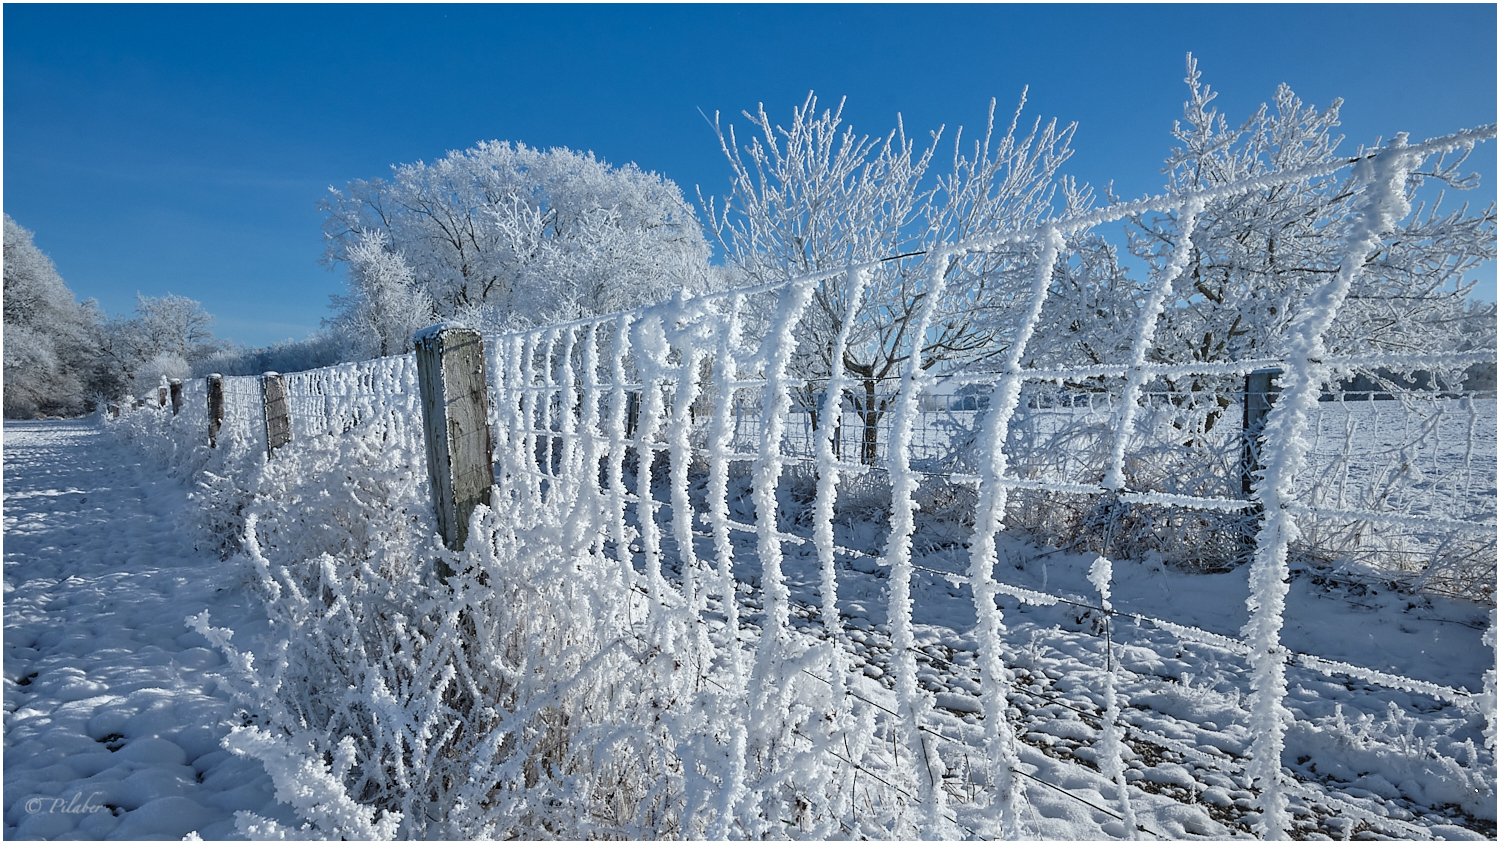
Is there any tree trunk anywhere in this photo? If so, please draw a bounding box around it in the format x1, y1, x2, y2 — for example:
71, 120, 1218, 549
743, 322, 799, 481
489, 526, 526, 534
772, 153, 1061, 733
859, 377, 884, 464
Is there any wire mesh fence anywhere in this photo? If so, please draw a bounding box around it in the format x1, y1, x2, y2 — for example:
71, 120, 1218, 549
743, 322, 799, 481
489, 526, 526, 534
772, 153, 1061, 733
109, 125, 1498, 839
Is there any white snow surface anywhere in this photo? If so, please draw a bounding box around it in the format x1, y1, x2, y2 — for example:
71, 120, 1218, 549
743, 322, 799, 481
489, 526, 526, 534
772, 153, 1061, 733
3, 419, 295, 840
6, 402, 1495, 839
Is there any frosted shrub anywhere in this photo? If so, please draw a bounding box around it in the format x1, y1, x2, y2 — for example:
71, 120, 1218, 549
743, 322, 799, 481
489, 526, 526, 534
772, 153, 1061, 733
1087, 396, 1247, 571
938, 386, 1252, 570
189, 427, 679, 838
188, 389, 908, 838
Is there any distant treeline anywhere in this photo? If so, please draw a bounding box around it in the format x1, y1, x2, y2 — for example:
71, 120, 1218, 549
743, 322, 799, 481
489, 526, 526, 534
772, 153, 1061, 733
1331, 362, 1497, 399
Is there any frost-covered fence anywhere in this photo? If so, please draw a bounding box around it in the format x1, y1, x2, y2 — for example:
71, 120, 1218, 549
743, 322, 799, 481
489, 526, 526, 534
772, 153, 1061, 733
281, 354, 423, 448
467, 128, 1495, 839
107, 126, 1496, 839
173, 343, 1496, 601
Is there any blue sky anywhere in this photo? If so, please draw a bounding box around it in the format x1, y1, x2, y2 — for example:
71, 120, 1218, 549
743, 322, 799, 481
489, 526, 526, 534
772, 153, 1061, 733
5, 3, 1496, 349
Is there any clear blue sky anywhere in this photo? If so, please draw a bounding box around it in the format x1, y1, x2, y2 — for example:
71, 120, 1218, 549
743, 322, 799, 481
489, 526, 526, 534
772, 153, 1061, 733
5, 3, 1496, 349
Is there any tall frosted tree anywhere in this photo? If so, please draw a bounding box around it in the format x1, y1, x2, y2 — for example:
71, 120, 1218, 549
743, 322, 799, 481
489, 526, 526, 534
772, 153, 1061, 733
319, 141, 715, 335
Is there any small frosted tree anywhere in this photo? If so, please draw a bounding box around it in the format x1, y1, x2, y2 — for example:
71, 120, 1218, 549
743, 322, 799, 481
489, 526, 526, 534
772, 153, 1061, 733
135, 352, 192, 395
100, 293, 224, 395
1119, 56, 1496, 433
325, 230, 435, 358
705, 93, 1087, 460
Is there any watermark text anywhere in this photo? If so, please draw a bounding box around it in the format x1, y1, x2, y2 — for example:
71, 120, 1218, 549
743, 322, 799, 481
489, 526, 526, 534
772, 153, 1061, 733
24, 793, 108, 815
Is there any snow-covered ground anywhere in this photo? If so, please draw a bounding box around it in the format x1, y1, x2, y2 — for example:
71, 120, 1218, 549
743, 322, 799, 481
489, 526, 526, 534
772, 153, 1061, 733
4, 416, 1494, 839
3, 420, 296, 839
691, 467, 1497, 838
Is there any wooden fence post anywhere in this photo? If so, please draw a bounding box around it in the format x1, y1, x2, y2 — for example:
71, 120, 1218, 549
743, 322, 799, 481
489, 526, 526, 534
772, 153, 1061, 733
415, 325, 494, 561
625, 390, 641, 440
207, 374, 224, 448
157, 384, 169, 409
261, 372, 292, 458
169, 379, 184, 416
1241, 368, 1281, 497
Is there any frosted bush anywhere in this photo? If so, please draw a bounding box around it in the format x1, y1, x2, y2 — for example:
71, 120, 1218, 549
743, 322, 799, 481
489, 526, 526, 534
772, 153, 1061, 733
936, 386, 1251, 571
187, 425, 707, 838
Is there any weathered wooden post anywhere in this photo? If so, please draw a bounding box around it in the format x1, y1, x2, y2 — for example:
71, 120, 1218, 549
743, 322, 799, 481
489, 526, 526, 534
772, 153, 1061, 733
624, 390, 641, 440
157, 384, 169, 409
169, 379, 184, 416
1241, 368, 1281, 496
207, 374, 225, 448
415, 324, 494, 563
261, 372, 292, 458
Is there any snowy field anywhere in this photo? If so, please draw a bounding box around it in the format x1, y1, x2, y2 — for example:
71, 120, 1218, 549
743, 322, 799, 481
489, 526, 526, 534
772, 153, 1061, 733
1298, 396, 1497, 521
5, 412, 1495, 839
777, 394, 1497, 521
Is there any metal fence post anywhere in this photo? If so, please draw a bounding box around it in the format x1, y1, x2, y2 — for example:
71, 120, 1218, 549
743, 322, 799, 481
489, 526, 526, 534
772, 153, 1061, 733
415, 325, 494, 562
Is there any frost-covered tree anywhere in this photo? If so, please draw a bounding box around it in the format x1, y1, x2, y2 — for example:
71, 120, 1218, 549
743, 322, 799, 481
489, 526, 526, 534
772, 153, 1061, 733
319, 142, 714, 333
3, 214, 117, 417
134, 351, 192, 393
705, 93, 1086, 460
101, 293, 224, 395
194, 334, 348, 378
1016, 227, 1142, 375
133, 293, 218, 359
1119, 56, 1496, 417
324, 229, 435, 358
